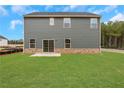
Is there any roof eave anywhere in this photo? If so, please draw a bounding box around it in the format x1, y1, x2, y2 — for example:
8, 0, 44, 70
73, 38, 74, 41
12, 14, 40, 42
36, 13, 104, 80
24, 15, 100, 18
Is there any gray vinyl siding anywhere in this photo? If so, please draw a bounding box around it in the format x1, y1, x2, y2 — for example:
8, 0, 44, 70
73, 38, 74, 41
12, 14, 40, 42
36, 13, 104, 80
24, 17, 100, 49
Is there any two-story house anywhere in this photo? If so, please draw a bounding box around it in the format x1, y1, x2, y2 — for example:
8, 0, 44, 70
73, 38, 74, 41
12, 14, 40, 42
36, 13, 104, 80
24, 12, 101, 54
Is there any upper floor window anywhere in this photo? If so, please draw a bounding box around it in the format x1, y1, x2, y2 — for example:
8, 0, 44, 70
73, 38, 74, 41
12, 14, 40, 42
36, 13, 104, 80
29, 39, 36, 48
49, 18, 54, 26
90, 18, 98, 29
63, 18, 71, 28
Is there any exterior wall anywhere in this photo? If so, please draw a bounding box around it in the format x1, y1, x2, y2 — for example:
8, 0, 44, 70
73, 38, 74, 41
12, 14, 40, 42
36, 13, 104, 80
0, 38, 8, 46
24, 48, 100, 54
24, 17, 100, 54
24, 48, 42, 54
55, 48, 100, 54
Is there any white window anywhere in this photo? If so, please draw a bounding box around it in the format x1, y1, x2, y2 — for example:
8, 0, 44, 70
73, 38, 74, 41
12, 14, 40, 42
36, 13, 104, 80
29, 39, 36, 48
63, 18, 71, 28
65, 38, 71, 48
49, 18, 54, 26
90, 18, 98, 29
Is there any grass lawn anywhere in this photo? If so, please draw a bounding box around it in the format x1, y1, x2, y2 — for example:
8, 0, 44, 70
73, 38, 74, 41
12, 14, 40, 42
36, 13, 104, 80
0, 52, 124, 88
0, 48, 4, 50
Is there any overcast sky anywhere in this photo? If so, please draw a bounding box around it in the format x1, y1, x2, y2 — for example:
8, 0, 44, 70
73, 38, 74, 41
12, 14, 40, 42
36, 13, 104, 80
0, 5, 124, 40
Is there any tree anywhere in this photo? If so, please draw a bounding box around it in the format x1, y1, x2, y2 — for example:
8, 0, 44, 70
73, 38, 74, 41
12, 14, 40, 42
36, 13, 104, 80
101, 21, 124, 49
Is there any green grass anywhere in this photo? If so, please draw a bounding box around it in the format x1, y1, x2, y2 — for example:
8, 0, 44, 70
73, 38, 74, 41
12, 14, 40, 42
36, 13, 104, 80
0, 52, 124, 88
0, 48, 4, 50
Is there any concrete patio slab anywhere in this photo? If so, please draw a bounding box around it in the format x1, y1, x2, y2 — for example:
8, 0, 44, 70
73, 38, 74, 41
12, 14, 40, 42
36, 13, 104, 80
30, 53, 61, 57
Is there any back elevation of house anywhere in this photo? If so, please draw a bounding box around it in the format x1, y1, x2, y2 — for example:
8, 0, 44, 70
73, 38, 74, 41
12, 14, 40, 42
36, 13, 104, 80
24, 12, 101, 54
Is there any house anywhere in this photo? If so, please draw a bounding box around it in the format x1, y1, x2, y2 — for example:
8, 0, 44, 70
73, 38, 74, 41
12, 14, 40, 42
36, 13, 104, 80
0, 35, 8, 46
24, 12, 101, 54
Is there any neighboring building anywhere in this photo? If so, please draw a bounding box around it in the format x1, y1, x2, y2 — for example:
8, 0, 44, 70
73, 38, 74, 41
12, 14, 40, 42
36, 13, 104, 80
24, 12, 101, 54
0, 35, 8, 46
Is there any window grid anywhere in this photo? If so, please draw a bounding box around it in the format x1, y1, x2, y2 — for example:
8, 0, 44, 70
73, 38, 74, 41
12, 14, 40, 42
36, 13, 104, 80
29, 39, 36, 48
90, 18, 98, 29
65, 38, 71, 48
63, 18, 71, 28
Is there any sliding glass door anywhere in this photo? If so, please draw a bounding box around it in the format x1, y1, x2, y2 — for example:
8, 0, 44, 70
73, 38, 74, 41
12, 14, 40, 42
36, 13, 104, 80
43, 40, 54, 52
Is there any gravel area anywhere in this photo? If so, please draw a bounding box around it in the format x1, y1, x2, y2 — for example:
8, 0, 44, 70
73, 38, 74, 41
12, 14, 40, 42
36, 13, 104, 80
102, 48, 124, 54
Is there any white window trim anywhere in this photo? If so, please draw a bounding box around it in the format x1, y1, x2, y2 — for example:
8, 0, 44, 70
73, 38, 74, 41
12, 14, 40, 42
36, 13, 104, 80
90, 18, 98, 29
63, 18, 71, 28
29, 38, 36, 48
49, 18, 54, 26
64, 38, 71, 48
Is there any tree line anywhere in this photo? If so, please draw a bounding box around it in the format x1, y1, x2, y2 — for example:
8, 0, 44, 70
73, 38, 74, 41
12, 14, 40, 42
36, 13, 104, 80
101, 21, 124, 49
8, 39, 23, 44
